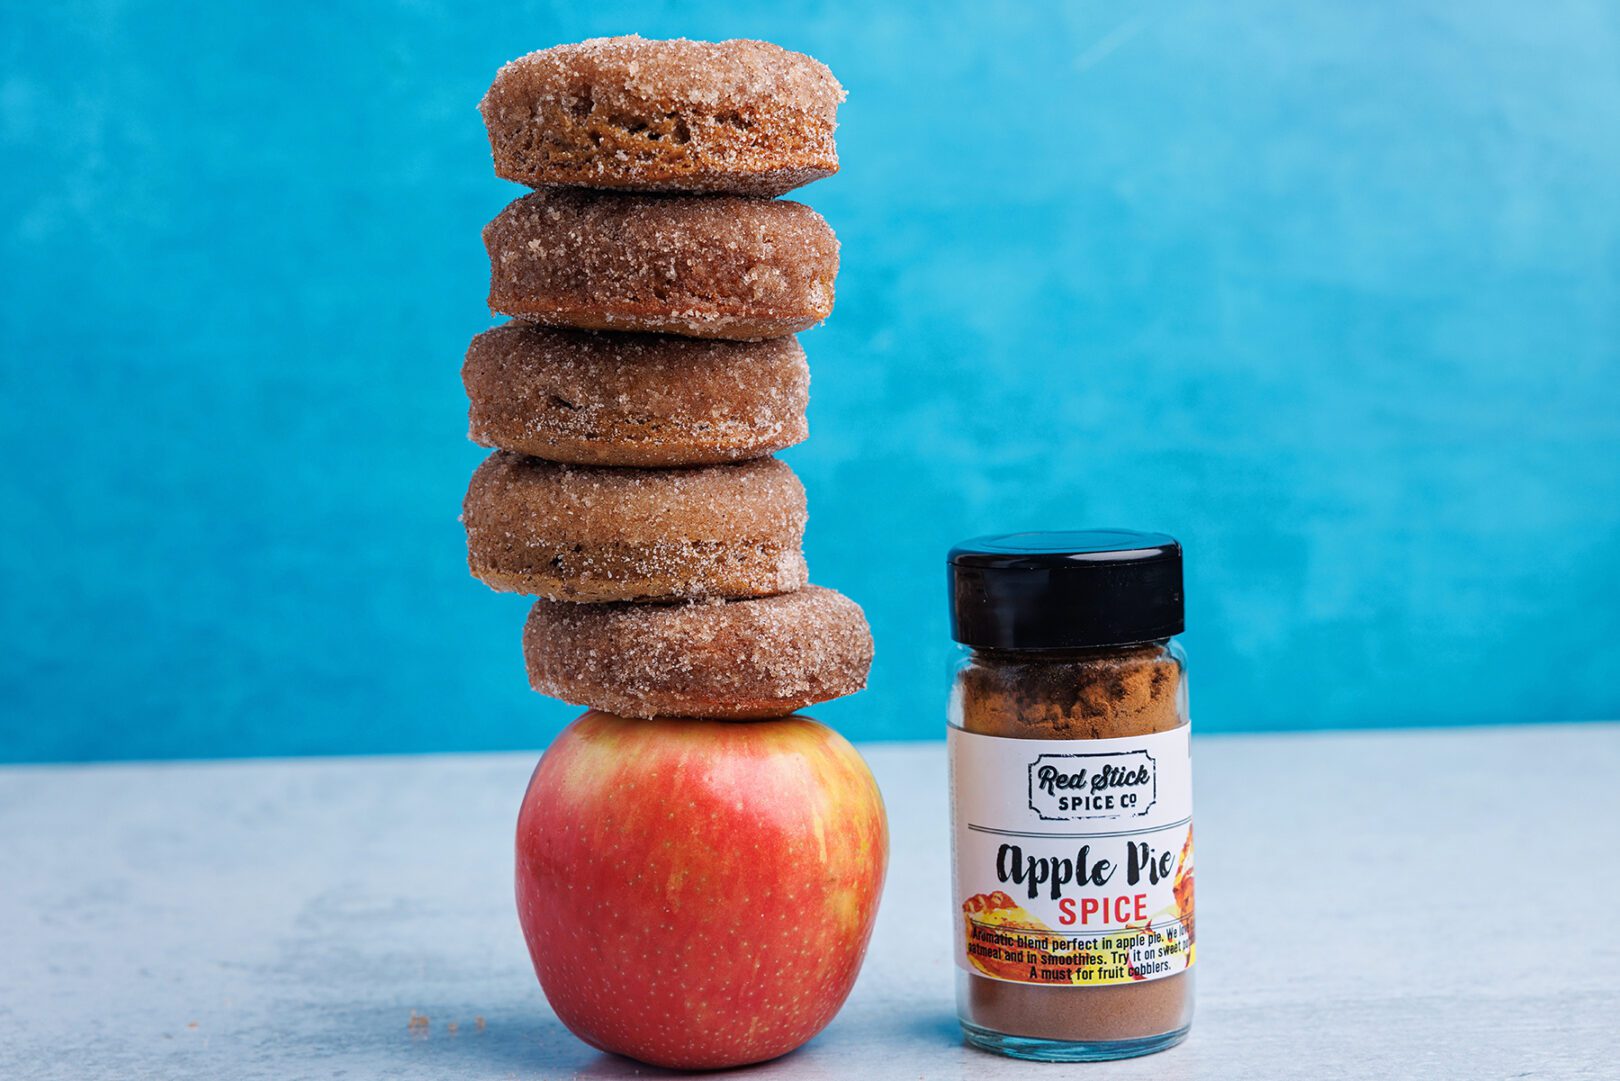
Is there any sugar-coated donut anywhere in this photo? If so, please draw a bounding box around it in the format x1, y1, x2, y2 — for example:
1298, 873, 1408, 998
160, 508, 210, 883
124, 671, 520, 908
484, 189, 838, 341
463, 451, 807, 602
463, 324, 809, 467
523, 586, 874, 719
480, 36, 843, 197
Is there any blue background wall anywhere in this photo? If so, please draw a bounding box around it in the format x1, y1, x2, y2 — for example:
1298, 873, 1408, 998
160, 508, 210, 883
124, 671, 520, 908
2, 1, 1617, 762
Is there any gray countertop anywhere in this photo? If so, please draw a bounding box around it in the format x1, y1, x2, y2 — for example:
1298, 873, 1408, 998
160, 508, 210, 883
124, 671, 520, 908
2, 724, 1616, 1080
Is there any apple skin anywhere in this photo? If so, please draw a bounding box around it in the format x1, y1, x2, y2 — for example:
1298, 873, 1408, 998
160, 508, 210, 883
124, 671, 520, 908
515, 710, 888, 1070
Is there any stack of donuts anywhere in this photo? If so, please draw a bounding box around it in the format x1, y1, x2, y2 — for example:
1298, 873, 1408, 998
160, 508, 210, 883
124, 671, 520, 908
463, 36, 873, 721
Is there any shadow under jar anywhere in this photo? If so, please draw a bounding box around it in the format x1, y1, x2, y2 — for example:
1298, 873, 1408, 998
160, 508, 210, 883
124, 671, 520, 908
947, 531, 1195, 1062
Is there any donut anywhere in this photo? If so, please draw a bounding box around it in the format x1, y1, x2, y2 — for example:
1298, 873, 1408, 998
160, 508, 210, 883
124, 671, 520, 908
484, 189, 838, 340
462, 324, 809, 467
523, 586, 874, 719
462, 451, 807, 602
479, 36, 844, 197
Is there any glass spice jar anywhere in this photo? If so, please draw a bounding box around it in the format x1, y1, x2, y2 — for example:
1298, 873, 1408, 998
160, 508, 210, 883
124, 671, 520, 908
947, 531, 1195, 1061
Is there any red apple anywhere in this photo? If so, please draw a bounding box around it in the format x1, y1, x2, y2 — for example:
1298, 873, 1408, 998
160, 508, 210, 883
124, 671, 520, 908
515, 709, 889, 1069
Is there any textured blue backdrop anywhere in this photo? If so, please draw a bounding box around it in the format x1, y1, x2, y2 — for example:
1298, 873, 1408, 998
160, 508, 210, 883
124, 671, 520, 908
2, 1, 1617, 762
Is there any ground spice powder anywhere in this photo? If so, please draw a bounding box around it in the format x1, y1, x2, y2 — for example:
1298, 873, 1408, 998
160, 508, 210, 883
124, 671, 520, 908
956, 645, 1193, 1044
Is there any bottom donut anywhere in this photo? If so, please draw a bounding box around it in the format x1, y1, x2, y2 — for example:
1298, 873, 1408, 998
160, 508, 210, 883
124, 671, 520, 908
523, 585, 873, 719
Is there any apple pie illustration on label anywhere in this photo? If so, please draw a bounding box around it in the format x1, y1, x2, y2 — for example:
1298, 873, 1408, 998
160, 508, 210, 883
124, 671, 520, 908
949, 727, 1195, 986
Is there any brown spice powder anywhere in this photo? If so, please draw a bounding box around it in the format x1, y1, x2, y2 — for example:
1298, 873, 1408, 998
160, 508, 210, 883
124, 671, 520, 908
957, 644, 1193, 1042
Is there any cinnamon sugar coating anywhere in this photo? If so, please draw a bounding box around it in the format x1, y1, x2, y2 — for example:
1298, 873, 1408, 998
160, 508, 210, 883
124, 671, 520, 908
480, 36, 843, 196
462, 451, 807, 602
523, 586, 873, 719
484, 189, 838, 340
463, 324, 808, 466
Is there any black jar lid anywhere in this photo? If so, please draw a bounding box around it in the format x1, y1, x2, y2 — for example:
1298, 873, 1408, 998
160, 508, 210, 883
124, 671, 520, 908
948, 530, 1183, 650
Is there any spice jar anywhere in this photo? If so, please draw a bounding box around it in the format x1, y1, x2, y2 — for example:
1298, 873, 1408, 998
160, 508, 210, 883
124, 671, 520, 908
947, 530, 1194, 1061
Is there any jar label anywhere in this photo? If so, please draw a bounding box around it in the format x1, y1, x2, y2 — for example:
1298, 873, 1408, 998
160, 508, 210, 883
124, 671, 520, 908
948, 726, 1195, 986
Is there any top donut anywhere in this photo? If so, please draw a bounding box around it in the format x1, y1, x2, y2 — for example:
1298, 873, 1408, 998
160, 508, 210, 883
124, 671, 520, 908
479, 36, 845, 197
